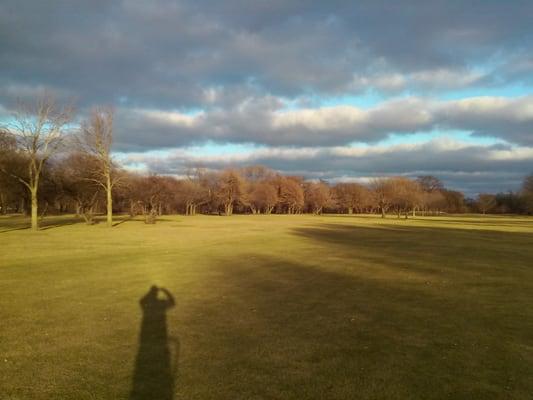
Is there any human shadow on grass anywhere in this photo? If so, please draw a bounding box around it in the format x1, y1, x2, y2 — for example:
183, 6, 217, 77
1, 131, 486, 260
130, 286, 179, 400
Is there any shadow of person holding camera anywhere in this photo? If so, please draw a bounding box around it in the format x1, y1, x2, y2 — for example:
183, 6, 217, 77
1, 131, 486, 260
130, 285, 178, 400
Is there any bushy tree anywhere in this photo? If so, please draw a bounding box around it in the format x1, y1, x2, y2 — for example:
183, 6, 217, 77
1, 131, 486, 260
304, 181, 332, 214
216, 169, 243, 216
333, 182, 372, 214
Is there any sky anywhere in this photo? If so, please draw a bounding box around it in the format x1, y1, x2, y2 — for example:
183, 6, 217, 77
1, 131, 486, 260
1, 0, 532, 195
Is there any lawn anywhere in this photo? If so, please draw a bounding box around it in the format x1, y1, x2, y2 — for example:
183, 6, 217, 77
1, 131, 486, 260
1, 214, 532, 399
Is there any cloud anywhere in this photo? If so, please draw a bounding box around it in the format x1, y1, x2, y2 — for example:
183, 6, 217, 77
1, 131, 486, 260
119, 138, 533, 195
1, 0, 532, 109
112, 96, 533, 149
2, 0, 533, 193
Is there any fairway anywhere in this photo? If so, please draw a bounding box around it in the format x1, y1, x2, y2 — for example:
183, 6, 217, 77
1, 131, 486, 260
1, 214, 533, 399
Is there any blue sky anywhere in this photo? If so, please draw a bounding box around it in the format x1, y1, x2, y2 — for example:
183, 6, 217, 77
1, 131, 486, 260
1, 0, 532, 195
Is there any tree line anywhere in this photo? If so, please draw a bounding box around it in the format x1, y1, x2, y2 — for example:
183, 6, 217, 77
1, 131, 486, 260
1, 96, 533, 230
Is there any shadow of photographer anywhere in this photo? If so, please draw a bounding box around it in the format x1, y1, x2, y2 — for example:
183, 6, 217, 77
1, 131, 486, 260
130, 286, 179, 400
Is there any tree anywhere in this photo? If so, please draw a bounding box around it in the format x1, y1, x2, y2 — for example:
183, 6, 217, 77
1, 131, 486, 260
304, 181, 332, 214
441, 189, 466, 213
57, 153, 102, 224
241, 165, 276, 182
216, 169, 243, 216
0, 95, 73, 230
80, 107, 117, 227
391, 177, 423, 218
416, 176, 444, 193
494, 191, 527, 214
178, 176, 208, 216
139, 175, 173, 222
421, 190, 446, 215
522, 174, 533, 214
333, 182, 371, 214
523, 174, 533, 193
0, 130, 21, 214
477, 193, 496, 214
277, 176, 304, 214
371, 178, 396, 218
242, 180, 278, 214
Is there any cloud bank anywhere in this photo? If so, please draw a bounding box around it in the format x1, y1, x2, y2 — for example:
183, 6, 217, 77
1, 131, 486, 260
1, 0, 532, 193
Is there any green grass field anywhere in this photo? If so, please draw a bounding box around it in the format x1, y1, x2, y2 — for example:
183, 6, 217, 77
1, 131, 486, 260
1, 214, 533, 399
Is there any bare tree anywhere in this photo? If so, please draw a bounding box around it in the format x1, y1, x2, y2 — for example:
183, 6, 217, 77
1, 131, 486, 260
247, 181, 278, 214
216, 169, 243, 216
371, 178, 397, 218
441, 189, 466, 213
304, 181, 332, 214
0, 95, 73, 230
0, 130, 19, 214
421, 190, 446, 215
416, 175, 444, 193
277, 176, 304, 214
333, 182, 372, 214
80, 107, 117, 227
57, 153, 102, 224
477, 193, 496, 214
522, 174, 533, 214
391, 177, 423, 218
179, 177, 208, 215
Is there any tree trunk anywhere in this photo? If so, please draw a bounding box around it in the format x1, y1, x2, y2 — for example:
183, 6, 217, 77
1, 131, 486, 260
381, 207, 386, 218
30, 187, 38, 231
20, 197, 26, 215
0, 192, 5, 214
106, 174, 113, 227
224, 203, 232, 216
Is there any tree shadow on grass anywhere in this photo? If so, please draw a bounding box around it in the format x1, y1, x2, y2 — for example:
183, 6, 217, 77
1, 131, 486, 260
191, 241, 533, 399
113, 216, 134, 227
0, 226, 30, 233
112, 216, 175, 227
0, 215, 84, 232
40, 217, 84, 230
180, 222, 533, 397
292, 223, 533, 278
130, 286, 179, 400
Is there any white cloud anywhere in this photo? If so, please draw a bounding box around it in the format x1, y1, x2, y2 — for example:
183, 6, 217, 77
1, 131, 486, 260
113, 95, 533, 149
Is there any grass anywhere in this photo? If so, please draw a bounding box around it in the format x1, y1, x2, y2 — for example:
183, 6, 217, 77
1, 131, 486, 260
1, 213, 532, 399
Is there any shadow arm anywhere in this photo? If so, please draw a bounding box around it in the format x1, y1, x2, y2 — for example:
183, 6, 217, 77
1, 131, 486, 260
159, 287, 175, 308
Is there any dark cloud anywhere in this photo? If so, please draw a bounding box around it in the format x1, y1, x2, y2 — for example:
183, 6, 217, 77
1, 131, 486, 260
2, 1, 533, 193
1, 0, 532, 108
111, 96, 533, 150
120, 139, 533, 195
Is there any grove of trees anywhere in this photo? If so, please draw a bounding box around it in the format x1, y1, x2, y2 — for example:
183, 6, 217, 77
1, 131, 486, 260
2, 97, 533, 229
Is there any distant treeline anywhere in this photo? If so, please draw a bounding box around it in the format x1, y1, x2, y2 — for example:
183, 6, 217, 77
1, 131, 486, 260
1, 96, 532, 230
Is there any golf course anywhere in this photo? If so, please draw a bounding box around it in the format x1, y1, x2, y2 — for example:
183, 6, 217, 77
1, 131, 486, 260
1, 214, 532, 399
